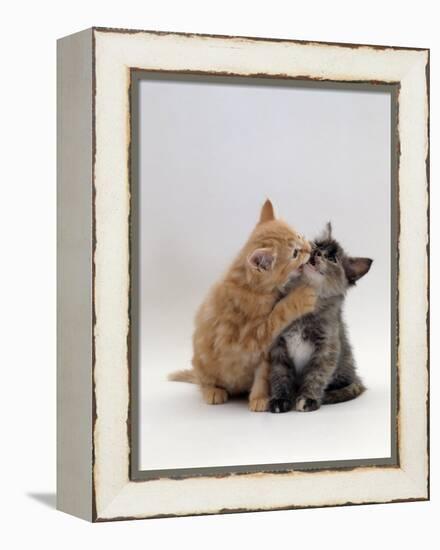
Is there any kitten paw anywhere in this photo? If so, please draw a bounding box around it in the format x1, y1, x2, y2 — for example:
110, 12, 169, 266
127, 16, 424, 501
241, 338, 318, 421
287, 285, 317, 316
249, 397, 269, 412
296, 396, 320, 412
299, 286, 317, 314
202, 386, 228, 405
269, 398, 293, 413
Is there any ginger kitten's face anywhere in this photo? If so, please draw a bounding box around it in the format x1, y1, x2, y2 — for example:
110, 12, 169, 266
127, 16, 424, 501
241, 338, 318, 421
246, 200, 312, 291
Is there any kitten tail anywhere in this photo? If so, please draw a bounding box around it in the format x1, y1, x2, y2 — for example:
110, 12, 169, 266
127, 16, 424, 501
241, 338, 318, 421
323, 382, 366, 404
168, 369, 198, 384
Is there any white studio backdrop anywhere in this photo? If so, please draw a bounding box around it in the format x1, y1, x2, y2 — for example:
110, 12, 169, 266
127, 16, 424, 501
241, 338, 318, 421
2, 1, 438, 548
139, 77, 392, 470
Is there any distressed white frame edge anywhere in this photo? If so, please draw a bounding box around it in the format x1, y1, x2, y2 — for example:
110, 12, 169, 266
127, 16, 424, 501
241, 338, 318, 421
57, 27, 429, 522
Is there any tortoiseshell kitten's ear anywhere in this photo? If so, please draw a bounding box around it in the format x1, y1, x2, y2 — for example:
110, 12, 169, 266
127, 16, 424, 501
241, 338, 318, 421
343, 257, 373, 285
317, 221, 332, 242
258, 199, 276, 224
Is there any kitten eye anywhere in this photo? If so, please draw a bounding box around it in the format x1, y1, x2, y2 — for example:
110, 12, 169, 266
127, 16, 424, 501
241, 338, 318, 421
328, 255, 337, 263
292, 249, 299, 259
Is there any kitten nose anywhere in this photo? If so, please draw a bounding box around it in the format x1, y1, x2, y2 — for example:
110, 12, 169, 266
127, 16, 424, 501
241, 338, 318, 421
309, 248, 318, 266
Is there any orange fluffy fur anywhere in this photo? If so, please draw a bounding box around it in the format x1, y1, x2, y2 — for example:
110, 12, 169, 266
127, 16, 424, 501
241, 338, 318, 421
169, 200, 316, 411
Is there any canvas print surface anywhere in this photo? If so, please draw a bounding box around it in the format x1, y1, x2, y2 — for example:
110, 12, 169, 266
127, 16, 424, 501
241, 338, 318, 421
136, 75, 393, 472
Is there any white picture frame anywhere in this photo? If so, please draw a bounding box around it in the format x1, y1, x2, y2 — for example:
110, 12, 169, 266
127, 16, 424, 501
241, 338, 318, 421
57, 27, 429, 522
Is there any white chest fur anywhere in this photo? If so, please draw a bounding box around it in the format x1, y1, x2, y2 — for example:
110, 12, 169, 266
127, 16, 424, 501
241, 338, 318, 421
285, 331, 314, 373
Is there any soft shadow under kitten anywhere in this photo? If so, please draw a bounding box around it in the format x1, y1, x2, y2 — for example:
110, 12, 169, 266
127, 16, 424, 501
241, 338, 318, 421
269, 223, 372, 413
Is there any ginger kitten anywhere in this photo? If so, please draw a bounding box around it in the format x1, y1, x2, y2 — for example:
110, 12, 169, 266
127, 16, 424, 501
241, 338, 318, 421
169, 200, 316, 412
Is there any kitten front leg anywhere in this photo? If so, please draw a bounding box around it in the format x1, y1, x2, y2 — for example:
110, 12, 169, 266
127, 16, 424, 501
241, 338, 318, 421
249, 361, 270, 412
269, 363, 296, 413
239, 286, 316, 356
269, 341, 296, 413
296, 349, 338, 412
263, 285, 317, 347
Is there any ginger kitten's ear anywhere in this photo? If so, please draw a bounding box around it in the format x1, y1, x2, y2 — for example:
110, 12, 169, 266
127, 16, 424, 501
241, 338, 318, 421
343, 257, 373, 285
247, 248, 276, 272
258, 199, 276, 224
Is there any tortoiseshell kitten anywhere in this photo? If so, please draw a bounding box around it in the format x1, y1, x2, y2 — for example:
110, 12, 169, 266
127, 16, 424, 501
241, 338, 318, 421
269, 223, 372, 413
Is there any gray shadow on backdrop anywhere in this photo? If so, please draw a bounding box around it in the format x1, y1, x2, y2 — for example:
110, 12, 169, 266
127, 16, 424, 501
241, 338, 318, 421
27, 492, 57, 509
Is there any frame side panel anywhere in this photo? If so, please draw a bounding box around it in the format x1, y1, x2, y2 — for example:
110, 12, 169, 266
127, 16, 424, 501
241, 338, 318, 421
57, 28, 93, 521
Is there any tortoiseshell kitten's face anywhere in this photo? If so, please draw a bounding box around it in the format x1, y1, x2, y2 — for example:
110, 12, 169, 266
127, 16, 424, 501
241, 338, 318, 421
302, 223, 372, 299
